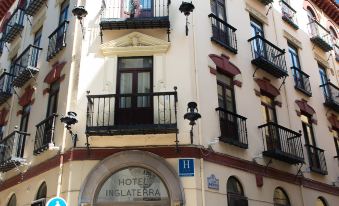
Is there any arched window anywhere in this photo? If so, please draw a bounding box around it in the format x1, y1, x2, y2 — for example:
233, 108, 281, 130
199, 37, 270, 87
227, 176, 248, 206
273, 187, 290, 206
316, 197, 328, 206
7, 194, 16, 206
307, 7, 316, 22
329, 26, 338, 46
36, 182, 47, 200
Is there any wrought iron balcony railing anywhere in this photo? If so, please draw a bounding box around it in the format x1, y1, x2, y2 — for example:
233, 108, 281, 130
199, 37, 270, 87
2, 8, 25, 43
0, 130, 29, 172
227, 193, 248, 206
25, 0, 47, 16
280, 0, 298, 29
47, 21, 69, 61
11, 45, 42, 88
308, 20, 333, 52
258, 122, 304, 164
100, 0, 170, 30
305, 144, 328, 175
34, 114, 58, 155
31, 198, 46, 206
0, 72, 14, 105
291, 67, 312, 96
319, 82, 339, 112
248, 35, 288, 78
86, 91, 178, 135
208, 13, 237, 54
215, 107, 248, 148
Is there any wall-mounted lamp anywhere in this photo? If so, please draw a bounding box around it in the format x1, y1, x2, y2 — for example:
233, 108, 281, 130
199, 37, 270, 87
60, 111, 78, 147
184, 102, 201, 144
72, 5, 88, 38
179, 1, 195, 36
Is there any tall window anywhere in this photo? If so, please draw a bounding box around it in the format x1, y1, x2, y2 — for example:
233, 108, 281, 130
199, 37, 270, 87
316, 197, 328, 206
319, 65, 329, 98
217, 73, 235, 112
250, 17, 265, 58
301, 114, 316, 146
288, 44, 300, 69
250, 17, 264, 37
46, 82, 60, 117
329, 26, 337, 46
59, 0, 69, 24
227, 176, 247, 206
33, 27, 42, 47
211, 0, 226, 21
273, 187, 290, 206
7, 194, 16, 206
332, 129, 339, 158
261, 94, 277, 124
20, 105, 30, 132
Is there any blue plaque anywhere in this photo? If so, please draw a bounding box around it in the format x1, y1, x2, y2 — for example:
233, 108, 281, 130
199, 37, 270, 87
207, 174, 219, 190
178, 159, 194, 177
46, 197, 67, 206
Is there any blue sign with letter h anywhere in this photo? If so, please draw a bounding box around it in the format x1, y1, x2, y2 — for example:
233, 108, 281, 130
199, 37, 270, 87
179, 159, 194, 177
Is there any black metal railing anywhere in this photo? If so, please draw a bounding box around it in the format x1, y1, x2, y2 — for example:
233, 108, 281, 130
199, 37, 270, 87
319, 82, 339, 112
258, 122, 304, 164
308, 20, 332, 52
291, 67, 311, 96
227, 193, 248, 206
11, 45, 42, 87
31, 198, 46, 206
0, 39, 3, 56
0, 72, 14, 105
47, 21, 69, 61
2, 8, 25, 43
280, 0, 298, 29
34, 114, 58, 155
0, 130, 29, 172
86, 91, 178, 135
305, 144, 328, 175
100, 0, 170, 30
248, 35, 287, 78
208, 13, 237, 53
215, 107, 247, 148
25, 0, 47, 16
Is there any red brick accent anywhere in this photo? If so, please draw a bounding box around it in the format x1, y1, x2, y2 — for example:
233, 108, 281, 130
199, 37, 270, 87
255, 78, 280, 97
0, 107, 8, 126
209, 67, 217, 75
16, 110, 22, 116
255, 174, 264, 187
254, 89, 261, 97
295, 99, 316, 116
312, 119, 317, 125
43, 88, 50, 96
233, 80, 242, 88
44, 62, 66, 84
274, 101, 282, 107
0, 11, 10, 32
18, 86, 35, 107
209, 54, 241, 77
328, 114, 339, 129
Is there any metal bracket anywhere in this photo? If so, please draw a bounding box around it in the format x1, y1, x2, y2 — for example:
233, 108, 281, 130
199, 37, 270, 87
264, 158, 273, 172
278, 76, 287, 90
253, 67, 259, 78
265, 4, 273, 16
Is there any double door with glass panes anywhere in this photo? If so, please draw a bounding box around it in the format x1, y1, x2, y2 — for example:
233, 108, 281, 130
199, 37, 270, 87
115, 57, 153, 126
210, 0, 229, 46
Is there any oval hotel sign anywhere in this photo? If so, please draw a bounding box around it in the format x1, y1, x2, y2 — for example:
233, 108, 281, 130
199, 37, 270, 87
96, 167, 170, 205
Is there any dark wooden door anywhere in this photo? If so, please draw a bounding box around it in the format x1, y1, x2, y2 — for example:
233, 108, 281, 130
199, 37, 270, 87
115, 57, 153, 126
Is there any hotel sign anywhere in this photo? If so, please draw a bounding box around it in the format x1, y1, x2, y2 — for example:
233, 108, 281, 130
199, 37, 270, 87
96, 167, 169, 204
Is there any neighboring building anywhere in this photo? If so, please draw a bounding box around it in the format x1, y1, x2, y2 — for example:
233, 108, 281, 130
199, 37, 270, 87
0, 0, 338, 205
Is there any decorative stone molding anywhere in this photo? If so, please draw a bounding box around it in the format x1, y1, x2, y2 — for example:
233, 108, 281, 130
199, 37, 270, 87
44, 61, 66, 84
18, 85, 35, 107
100, 32, 170, 56
327, 113, 339, 130
31, 9, 46, 34
283, 30, 302, 49
303, 0, 320, 21
255, 78, 280, 97
245, 3, 268, 25
8, 38, 20, 60
314, 53, 330, 68
295, 99, 316, 116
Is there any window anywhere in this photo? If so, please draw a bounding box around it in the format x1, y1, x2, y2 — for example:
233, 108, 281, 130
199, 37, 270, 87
261, 94, 277, 123
306, 7, 316, 23
59, 0, 69, 24
33, 27, 42, 47
217, 73, 235, 112
36, 182, 47, 200
0, 126, 4, 140
227, 176, 248, 206
250, 17, 264, 37
319, 65, 330, 98
329, 26, 337, 46
332, 129, 339, 158
273, 187, 290, 206
20, 105, 31, 132
301, 114, 316, 146
250, 17, 265, 58
46, 82, 60, 117
211, 0, 226, 21
7, 194, 16, 206
316, 197, 328, 206
288, 44, 300, 69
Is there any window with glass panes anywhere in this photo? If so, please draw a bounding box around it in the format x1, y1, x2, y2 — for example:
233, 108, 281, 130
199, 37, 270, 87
332, 129, 339, 158
20, 105, 30, 132
59, 0, 69, 24
217, 72, 235, 112
46, 82, 60, 117
261, 94, 277, 123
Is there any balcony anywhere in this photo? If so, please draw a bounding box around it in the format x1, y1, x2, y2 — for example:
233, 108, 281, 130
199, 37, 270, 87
0, 131, 29, 172
34, 114, 58, 155
12, 45, 42, 88
31, 198, 46, 206
248, 35, 288, 78
308, 20, 333, 52
2, 8, 25, 43
215, 107, 248, 149
320, 82, 339, 112
305, 144, 328, 175
0, 72, 14, 105
208, 13, 237, 54
257, 0, 273, 5
86, 91, 178, 136
291, 67, 312, 96
25, 0, 47, 16
47, 21, 69, 61
280, 0, 298, 29
258, 122, 304, 164
100, 0, 170, 30
227, 193, 248, 206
